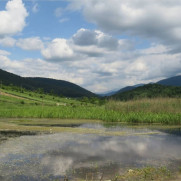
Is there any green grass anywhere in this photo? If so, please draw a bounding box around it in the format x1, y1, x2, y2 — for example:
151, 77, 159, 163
113, 167, 174, 181
0, 102, 180, 124
1, 87, 181, 124
1, 85, 88, 105
106, 98, 181, 114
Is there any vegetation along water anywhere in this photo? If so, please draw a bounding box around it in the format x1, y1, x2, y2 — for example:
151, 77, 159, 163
0, 82, 181, 180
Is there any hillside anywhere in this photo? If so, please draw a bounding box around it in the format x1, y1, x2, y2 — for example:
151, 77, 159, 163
111, 84, 181, 100
109, 75, 181, 97
116, 84, 145, 94
157, 75, 181, 86
0, 69, 96, 98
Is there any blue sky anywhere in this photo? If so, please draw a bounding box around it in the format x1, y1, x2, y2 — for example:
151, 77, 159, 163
0, 0, 181, 93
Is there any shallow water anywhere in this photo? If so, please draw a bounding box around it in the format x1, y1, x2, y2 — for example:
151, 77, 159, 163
0, 123, 181, 180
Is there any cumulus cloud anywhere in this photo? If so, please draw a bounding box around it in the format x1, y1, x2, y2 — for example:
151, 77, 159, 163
0, 0, 28, 37
41, 29, 132, 62
33, 28, 180, 92
0, 37, 16, 47
1, 42, 181, 93
16, 37, 44, 50
72, 29, 98, 46
1, 27, 181, 93
72, 28, 119, 50
41, 38, 74, 61
0, 49, 11, 56
68, 0, 181, 50
0, 51, 25, 72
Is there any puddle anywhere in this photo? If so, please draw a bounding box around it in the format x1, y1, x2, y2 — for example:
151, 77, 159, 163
0, 124, 181, 180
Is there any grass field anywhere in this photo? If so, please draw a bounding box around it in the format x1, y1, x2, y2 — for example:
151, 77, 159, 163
0, 86, 181, 124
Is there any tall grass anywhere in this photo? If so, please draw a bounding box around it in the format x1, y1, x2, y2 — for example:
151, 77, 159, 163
0, 95, 181, 124
106, 98, 181, 114
104, 98, 181, 124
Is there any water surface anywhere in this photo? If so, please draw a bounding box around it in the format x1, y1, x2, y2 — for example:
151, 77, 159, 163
0, 123, 181, 180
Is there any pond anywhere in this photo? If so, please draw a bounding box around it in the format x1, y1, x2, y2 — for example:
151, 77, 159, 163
0, 123, 181, 180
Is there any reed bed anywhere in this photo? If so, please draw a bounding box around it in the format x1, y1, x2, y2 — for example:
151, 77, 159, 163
106, 98, 181, 114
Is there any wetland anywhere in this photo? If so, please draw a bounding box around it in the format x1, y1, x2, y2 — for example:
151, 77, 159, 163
0, 119, 181, 180
1, 87, 181, 180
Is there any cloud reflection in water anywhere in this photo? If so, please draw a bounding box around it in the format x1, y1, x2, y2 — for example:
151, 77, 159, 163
0, 128, 181, 180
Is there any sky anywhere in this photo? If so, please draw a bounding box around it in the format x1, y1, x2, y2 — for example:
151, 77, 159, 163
0, 0, 181, 93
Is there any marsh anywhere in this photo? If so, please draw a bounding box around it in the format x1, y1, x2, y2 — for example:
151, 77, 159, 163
0, 122, 181, 180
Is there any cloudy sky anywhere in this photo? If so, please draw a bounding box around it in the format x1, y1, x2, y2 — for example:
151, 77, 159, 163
0, 0, 181, 93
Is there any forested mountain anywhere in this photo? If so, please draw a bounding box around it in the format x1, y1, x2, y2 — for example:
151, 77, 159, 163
0, 69, 96, 98
111, 84, 181, 100
109, 75, 181, 97
157, 75, 181, 86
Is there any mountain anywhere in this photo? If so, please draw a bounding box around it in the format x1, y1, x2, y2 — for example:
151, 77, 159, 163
116, 86, 135, 94
108, 75, 181, 97
0, 69, 96, 98
101, 84, 145, 97
116, 84, 145, 94
111, 84, 181, 100
98, 90, 119, 97
157, 75, 181, 86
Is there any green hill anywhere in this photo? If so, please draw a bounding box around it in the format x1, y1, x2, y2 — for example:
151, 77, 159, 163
107, 75, 181, 97
111, 84, 181, 100
0, 69, 96, 98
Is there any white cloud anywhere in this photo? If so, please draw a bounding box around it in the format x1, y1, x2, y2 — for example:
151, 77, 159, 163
0, 49, 11, 56
68, 0, 181, 50
0, 1, 181, 93
0, 0, 28, 37
0, 37, 16, 47
72, 28, 98, 46
41, 38, 74, 61
16, 37, 44, 50
72, 28, 119, 50
0, 54, 24, 71
1, 43, 181, 93
1, 27, 181, 93
37, 28, 181, 92
140, 44, 169, 55
41, 29, 131, 62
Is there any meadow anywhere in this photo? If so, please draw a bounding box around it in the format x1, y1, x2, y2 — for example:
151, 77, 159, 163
0, 85, 181, 124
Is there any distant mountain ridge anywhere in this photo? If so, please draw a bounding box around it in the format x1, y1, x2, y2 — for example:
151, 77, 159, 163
111, 84, 181, 100
106, 75, 181, 97
98, 90, 118, 97
116, 84, 145, 94
157, 75, 181, 86
1, 68, 180, 98
0, 69, 96, 98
